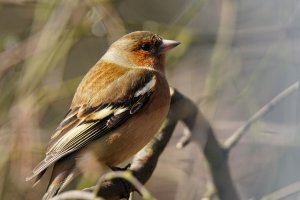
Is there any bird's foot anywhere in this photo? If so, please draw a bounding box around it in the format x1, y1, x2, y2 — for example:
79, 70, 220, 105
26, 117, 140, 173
110, 163, 131, 171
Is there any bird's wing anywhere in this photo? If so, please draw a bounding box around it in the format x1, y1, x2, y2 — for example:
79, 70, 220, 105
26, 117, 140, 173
27, 67, 157, 180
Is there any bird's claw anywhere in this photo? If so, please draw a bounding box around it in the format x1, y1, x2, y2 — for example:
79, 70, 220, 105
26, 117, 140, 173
110, 163, 131, 171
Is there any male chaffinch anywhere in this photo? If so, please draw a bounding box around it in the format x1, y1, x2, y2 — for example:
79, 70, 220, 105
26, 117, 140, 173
26, 31, 180, 199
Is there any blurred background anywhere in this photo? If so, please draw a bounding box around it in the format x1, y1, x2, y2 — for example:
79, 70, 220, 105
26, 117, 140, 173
1, 0, 300, 199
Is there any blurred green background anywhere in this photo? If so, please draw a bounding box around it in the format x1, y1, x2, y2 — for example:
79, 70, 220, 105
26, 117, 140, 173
1, 0, 300, 199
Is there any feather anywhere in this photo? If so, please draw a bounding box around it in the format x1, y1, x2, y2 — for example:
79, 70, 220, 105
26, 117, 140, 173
27, 70, 157, 181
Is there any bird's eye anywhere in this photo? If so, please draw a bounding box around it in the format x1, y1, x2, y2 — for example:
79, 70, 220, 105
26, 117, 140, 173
141, 43, 152, 51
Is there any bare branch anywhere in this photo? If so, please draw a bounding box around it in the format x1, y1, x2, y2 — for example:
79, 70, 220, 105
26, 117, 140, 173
174, 90, 240, 200
176, 124, 192, 149
261, 180, 300, 200
224, 81, 300, 151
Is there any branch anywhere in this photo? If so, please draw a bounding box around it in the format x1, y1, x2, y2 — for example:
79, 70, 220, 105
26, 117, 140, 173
174, 90, 240, 200
224, 81, 300, 150
198, 81, 300, 199
261, 180, 300, 200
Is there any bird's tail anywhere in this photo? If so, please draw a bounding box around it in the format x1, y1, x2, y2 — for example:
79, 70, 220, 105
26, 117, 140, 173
42, 157, 76, 200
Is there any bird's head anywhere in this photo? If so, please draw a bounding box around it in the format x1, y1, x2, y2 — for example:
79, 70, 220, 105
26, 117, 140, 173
102, 31, 180, 71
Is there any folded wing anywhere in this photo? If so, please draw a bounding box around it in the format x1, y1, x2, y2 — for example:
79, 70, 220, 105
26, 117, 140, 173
27, 69, 156, 181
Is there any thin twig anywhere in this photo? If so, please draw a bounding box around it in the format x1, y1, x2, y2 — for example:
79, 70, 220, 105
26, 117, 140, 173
261, 180, 300, 200
224, 81, 300, 150
176, 124, 192, 149
201, 182, 216, 200
175, 90, 240, 200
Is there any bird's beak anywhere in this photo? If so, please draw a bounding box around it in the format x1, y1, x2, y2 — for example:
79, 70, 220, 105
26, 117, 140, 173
159, 39, 180, 53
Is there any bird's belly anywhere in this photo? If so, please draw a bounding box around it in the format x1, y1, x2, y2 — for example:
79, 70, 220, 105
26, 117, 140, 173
83, 93, 170, 166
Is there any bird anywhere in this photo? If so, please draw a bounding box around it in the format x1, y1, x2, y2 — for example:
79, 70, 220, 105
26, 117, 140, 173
26, 31, 180, 199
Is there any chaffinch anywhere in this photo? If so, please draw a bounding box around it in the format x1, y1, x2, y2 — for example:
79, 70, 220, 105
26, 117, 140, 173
26, 31, 180, 199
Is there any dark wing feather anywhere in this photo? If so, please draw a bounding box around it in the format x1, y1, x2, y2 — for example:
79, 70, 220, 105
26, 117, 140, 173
27, 74, 155, 181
